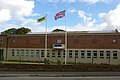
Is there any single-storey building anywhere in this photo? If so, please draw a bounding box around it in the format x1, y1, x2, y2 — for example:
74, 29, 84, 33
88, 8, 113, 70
0, 30, 120, 65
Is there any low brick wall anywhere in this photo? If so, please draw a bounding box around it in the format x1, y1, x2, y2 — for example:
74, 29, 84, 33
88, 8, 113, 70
0, 64, 120, 71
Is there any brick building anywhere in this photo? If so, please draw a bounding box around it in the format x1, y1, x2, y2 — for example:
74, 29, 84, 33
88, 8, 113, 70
0, 31, 120, 65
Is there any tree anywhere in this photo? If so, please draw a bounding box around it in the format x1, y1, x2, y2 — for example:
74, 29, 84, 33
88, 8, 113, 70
52, 29, 65, 32
1, 28, 17, 35
16, 27, 31, 35
1, 27, 31, 35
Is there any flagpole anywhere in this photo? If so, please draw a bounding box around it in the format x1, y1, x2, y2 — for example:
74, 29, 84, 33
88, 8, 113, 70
45, 14, 47, 64
54, 10, 67, 64
65, 10, 67, 65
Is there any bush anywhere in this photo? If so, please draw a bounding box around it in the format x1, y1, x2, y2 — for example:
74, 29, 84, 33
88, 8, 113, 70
57, 59, 61, 65
44, 59, 50, 65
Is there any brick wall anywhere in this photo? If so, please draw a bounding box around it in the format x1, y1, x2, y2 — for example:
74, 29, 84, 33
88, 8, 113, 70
1, 32, 120, 49
0, 35, 7, 48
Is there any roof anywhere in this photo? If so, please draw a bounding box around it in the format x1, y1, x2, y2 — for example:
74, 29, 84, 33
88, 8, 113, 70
27, 30, 119, 35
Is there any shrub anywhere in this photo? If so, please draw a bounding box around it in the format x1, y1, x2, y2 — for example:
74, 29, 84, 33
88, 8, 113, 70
44, 59, 50, 65
57, 59, 61, 65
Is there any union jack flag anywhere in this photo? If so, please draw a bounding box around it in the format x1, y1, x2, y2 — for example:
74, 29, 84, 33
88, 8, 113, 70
54, 10, 66, 20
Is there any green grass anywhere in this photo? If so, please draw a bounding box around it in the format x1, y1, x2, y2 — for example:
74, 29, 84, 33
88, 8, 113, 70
1, 61, 44, 65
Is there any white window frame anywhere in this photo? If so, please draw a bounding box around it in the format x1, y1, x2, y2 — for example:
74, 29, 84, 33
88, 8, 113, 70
81, 50, 85, 58
69, 50, 72, 58
87, 51, 91, 58
75, 50, 79, 58
100, 51, 104, 59
113, 51, 117, 59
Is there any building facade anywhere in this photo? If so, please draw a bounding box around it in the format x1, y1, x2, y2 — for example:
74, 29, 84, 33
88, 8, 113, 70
0, 31, 120, 65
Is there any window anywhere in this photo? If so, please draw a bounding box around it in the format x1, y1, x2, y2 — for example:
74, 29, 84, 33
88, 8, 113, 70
52, 50, 55, 57
58, 50, 61, 57
36, 50, 40, 57
21, 50, 24, 56
106, 51, 110, 59
63, 50, 65, 58
47, 50, 50, 57
26, 50, 29, 56
81, 50, 85, 58
0, 38, 3, 43
75, 50, 78, 58
69, 50, 72, 58
93, 51, 97, 58
16, 50, 19, 56
113, 51, 117, 59
31, 50, 34, 57
87, 51, 91, 58
100, 51, 104, 59
12, 49, 15, 56
41, 50, 44, 57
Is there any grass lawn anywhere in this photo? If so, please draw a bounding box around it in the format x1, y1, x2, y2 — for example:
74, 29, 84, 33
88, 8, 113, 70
1, 61, 44, 65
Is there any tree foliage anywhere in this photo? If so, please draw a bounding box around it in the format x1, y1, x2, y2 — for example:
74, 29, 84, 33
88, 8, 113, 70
1, 28, 17, 35
16, 27, 31, 35
1, 27, 31, 35
52, 29, 65, 32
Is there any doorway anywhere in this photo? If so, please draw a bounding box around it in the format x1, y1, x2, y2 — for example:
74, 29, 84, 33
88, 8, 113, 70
0, 49, 4, 61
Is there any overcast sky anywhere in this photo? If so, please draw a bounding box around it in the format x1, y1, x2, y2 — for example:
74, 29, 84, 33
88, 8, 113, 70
0, 0, 120, 32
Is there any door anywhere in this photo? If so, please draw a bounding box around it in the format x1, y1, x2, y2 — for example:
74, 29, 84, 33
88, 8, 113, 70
0, 49, 4, 61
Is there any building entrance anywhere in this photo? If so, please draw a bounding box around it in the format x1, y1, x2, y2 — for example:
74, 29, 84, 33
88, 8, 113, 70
0, 49, 4, 61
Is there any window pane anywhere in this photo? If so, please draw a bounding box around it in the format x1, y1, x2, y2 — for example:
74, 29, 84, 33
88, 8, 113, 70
58, 50, 61, 57
75, 50, 78, 58
81, 50, 85, 58
12, 49, 15, 56
87, 51, 91, 58
41, 50, 44, 57
26, 50, 29, 56
21, 50, 24, 56
36, 50, 40, 57
93, 51, 97, 58
47, 50, 50, 57
100, 51, 104, 59
17, 50, 19, 56
52, 52, 55, 57
113, 51, 117, 59
106, 51, 110, 59
63, 50, 65, 58
31, 50, 34, 57
69, 50, 72, 58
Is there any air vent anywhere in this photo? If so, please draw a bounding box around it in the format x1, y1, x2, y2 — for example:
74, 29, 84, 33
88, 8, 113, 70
57, 40, 61, 43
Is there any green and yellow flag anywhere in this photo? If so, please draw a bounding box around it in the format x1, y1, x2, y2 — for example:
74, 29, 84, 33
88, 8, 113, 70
37, 16, 46, 23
